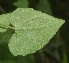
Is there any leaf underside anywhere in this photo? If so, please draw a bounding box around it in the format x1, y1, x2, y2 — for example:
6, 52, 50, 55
7, 8, 65, 56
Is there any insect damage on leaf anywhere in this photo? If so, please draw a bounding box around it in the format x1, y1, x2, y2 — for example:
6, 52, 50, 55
8, 8, 65, 56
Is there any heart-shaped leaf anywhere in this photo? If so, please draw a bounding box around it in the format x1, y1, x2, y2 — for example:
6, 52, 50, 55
8, 8, 65, 56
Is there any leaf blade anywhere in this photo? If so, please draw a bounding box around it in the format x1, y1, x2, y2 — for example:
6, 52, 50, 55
0, 14, 10, 32
8, 8, 65, 56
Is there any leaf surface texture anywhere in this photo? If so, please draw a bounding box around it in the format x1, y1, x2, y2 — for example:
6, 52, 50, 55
8, 8, 65, 56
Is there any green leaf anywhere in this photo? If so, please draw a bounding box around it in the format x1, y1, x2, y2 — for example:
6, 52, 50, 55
0, 28, 6, 32
8, 8, 65, 56
0, 14, 10, 32
36, 0, 52, 15
0, 14, 10, 27
14, 0, 28, 8
0, 29, 14, 44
